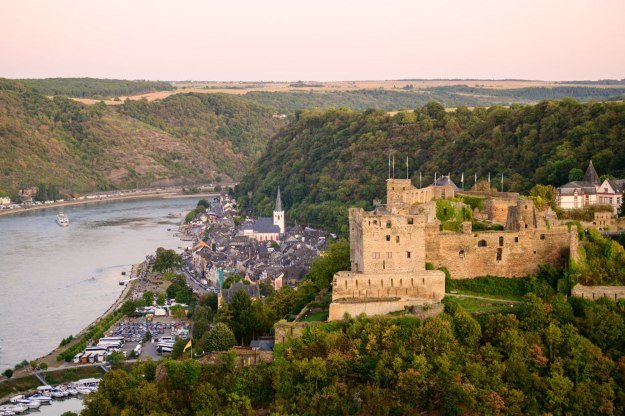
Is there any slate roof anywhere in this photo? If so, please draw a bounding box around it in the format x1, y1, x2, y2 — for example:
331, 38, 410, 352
432, 175, 460, 190
584, 160, 601, 185
241, 217, 280, 234
275, 187, 283, 211
220, 282, 260, 303
607, 179, 625, 194
250, 339, 274, 351
558, 181, 597, 195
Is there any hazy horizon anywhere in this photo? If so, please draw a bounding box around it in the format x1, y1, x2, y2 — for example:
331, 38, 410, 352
1, 0, 624, 81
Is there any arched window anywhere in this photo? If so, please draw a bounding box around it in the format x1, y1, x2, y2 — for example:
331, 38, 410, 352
478, 240, 487, 247
459, 250, 465, 259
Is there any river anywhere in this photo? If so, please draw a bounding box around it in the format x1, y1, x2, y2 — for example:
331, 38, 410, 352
0, 197, 202, 370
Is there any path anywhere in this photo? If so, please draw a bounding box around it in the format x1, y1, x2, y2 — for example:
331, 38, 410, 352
446, 293, 520, 304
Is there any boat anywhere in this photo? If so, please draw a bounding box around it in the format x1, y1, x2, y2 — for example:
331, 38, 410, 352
12, 400, 39, 409
56, 212, 69, 227
0, 404, 27, 414
29, 394, 52, 404
77, 387, 92, 395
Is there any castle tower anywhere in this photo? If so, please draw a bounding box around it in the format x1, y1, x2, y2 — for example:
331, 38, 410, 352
273, 187, 285, 234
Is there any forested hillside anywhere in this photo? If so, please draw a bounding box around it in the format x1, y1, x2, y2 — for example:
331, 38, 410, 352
0, 79, 285, 197
241, 86, 625, 114
21, 78, 173, 98
236, 100, 625, 233
82, 294, 625, 415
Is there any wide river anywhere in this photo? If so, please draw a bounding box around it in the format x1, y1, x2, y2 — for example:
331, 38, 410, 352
0, 197, 201, 370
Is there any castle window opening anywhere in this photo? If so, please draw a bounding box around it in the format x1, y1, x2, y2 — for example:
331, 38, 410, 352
496, 248, 502, 261
386, 220, 392, 228
525, 224, 528, 229
391, 279, 394, 287
411, 278, 414, 286
368, 279, 371, 287
399, 278, 402, 286
514, 237, 519, 243
407, 217, 414, 224
499, 236, 504, 247
382, 261, 385, 270
407, 251, 411, 258
533, 251, 537, 254
443, 208, 448, 216
372, 252, 380, 259
386, 235, 391, 241
387, 252, 392, 259
459, 249, 465, 259
373, 220, 378, 225
478, 240, 487, 247
422, 278, 425, 284
396, 236, 400, 243
540, 234, 545, 240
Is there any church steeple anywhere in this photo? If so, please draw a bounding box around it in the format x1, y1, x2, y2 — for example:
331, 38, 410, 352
275, 186, 283, 211
273, 187, 285, 235
583, 160, 600, 185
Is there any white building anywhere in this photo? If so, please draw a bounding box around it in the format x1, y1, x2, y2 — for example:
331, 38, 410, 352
557, 161, 623, 214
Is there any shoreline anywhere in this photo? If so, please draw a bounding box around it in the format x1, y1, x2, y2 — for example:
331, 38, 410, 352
0, 191, 220, 218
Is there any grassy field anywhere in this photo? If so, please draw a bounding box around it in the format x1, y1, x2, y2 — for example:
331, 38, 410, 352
72, 79, 591, 106
301, 311, 329, 322
443, 296, 519, 314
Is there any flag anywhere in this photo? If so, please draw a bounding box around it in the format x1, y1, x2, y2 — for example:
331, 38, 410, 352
183, 340, 192, 352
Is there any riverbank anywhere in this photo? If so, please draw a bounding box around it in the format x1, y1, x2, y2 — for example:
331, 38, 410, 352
0, 190, 221, 218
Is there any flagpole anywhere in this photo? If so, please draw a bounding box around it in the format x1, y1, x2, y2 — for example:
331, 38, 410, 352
501, 172, 504, 192
419, 171, 422, 188
406, 156, 409, 179
392, 156, 395, 179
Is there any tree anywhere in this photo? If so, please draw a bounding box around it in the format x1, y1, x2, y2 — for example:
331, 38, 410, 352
221, 290, 260, 345
170, 305, 186, 319
38, 362, 48, 371
142, 290, 154, 306
197, 199, 210, 209
153, 248, 183, 273
568, 168, 584, 182
156, 292, 166, 306
107, 351, 125, 370
201, 323, 237, 353
3, 369, 13, 379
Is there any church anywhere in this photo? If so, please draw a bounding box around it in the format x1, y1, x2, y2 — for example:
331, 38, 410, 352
240, 188, 285, 241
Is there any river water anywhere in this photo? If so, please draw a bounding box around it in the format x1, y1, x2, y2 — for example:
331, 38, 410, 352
0, 197, 201, 370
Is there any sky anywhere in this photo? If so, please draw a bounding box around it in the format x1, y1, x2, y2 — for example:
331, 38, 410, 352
1, 0, 624, 81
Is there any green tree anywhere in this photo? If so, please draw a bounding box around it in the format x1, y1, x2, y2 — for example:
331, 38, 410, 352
201, 323, 237, 353
191, 382, 220, 414
156, 292, 166, 306
568, 167, 584, 182
2, 369, 13, 379
106, 351, 126, 370
142, 290, 154, 306
221, 290, 260, 345
153, 248, 182, 273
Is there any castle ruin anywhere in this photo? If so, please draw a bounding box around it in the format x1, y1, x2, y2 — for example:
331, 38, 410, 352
329, 178, 578, 320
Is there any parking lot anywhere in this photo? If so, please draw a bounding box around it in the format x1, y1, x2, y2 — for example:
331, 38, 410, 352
107, 317, 190, 360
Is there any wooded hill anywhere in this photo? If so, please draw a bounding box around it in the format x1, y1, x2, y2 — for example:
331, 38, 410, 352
21, 78, 173, 99
242, 86, 625, 114
0, 79, 285, 197
235, 100, 625, 234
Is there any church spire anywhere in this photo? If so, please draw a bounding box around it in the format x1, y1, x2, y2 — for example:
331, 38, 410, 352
583, 160, 600, 184
275, 186, 283, 211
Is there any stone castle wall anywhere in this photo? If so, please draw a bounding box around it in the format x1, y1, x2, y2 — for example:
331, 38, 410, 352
571, 284, 625, 301
424, 224, 575, 279
328, 297, 442, 321
331, 270, 445, 301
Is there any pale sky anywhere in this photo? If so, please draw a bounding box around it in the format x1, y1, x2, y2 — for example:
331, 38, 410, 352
1, 0, 624, 81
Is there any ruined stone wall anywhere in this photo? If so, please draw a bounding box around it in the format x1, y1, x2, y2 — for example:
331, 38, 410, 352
331, 270, 445, 301
571, 284, 625, 301
484, 198, 517, 224
350, 208, 427, 274
425, 225, 574, 279
386, 179, 455, 214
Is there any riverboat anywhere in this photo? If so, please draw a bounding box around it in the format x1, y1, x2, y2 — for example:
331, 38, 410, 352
56, 212, 69, 227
